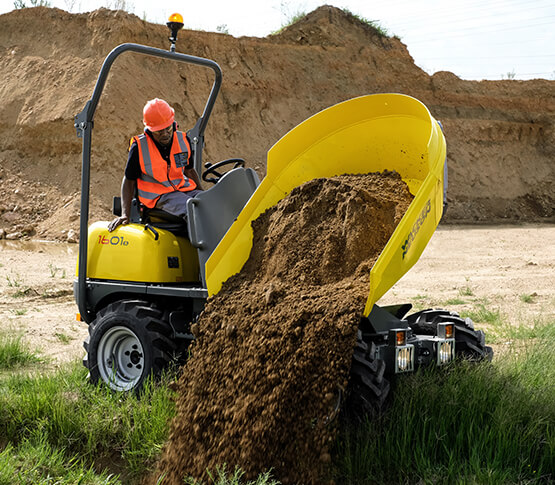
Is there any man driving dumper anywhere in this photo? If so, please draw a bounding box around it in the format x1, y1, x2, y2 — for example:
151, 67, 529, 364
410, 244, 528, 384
108, 98, 202, 232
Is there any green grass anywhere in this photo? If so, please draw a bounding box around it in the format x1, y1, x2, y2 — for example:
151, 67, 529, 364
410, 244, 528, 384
0, 438, 120, 485
488, 316, 555, 344
48, 263, 66, 279
444, 297, 466, 305
458, 285, 474, 296
271, 10, 307, 35
1, 319, 553, 484
335, 336, 554, 484
184, 466, 278, 485
54, 332, 71, 344
5, 274, 22, 288
0, 332, 40, 369
520, 293, 535, 303
341, 8, 390, 37
0, 362, 176, 483
9, 308, 28, 316
461, 303, 502, 325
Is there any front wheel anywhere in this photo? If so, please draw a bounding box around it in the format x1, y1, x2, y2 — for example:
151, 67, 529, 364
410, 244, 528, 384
84, 300, 177, 391
344, 331, 390, 421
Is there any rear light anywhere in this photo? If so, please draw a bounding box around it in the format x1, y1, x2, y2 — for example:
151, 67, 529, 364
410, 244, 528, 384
389, 329, 414, 373
390, 328, 407, 347
437, 323, 455, 365
396, 330, 406, 346
438, 322, 454, 339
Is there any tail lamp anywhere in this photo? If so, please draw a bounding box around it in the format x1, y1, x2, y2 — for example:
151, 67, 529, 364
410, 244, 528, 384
436, 323, 455, 365
388, 328, 414, 373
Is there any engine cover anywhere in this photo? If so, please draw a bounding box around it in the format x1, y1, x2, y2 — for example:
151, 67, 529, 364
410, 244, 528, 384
82, 221, 200, 283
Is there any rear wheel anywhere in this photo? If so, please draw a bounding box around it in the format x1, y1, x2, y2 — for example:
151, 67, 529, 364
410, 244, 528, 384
84, 300, 177, 391
406, 309, 493, 361
345, 331, 390, 420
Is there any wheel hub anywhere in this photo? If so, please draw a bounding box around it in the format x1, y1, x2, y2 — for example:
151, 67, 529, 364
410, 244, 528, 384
97, 326, 145, 391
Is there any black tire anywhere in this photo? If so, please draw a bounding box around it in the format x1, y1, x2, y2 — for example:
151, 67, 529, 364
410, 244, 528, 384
344, 331, 390, 420
406, 309, 493, 362
83, 300, 177, 391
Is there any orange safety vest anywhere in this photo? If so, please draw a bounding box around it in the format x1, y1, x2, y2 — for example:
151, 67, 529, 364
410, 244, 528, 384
134, 130, 197, 208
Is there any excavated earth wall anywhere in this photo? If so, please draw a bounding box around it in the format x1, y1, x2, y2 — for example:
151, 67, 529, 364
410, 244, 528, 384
0, 6, 553, 241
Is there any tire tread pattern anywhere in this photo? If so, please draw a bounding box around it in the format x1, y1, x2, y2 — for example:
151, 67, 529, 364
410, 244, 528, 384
83, 300, 177, 390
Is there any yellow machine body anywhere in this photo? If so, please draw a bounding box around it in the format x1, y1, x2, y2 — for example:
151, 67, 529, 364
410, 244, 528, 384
205, 94, 446, 316
84, 221, 199, 283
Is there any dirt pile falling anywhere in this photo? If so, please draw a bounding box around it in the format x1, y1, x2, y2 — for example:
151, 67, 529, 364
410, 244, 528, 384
156, 171, 413, 484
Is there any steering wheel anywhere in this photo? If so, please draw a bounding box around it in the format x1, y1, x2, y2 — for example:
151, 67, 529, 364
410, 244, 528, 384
202, 158, 245, 184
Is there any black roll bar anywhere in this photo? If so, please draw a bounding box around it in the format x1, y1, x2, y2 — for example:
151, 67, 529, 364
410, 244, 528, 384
74, 42, 222, 323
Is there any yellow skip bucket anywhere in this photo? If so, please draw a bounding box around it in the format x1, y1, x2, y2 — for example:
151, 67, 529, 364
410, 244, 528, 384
205, 93, 446, 316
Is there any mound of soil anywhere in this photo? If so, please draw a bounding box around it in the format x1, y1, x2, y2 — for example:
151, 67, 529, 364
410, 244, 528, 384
156, 171, 413, 484
0, 5, 553, 243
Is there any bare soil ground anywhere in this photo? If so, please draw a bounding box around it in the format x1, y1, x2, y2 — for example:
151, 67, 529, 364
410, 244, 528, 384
1, 224, 553, 369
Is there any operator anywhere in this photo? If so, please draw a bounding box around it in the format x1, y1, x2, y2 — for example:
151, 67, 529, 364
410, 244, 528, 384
108, 98, 202, 232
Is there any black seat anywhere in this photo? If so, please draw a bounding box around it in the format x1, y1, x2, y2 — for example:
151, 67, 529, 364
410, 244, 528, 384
143, 206, 189, 237
112, 196, 188, 237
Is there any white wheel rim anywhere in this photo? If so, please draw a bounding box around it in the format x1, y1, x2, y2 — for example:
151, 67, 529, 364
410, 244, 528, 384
97, 326, 145, 391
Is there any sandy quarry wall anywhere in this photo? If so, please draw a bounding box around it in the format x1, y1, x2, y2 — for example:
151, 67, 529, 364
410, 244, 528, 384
0, 6, 553, 241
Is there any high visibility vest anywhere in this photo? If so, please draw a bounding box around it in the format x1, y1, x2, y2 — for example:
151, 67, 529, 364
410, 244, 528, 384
134, 130, 197, 208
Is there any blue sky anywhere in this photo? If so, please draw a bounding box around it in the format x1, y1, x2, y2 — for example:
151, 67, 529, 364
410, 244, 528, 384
1, 0, 554, 80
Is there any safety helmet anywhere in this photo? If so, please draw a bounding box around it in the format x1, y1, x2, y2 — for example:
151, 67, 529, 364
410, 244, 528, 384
143, 98, 175, 132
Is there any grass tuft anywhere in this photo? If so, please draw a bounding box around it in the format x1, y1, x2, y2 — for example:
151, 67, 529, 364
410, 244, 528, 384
0, 331, 40, 369
461, 304, 502, 325
0, 362, 177, 482
335, 337, 554, 484
458, 285, 474, 296
520, 293, 535, 304
184, 465, 279, 484
444, 297, 466, 305
341, 8, 390, 37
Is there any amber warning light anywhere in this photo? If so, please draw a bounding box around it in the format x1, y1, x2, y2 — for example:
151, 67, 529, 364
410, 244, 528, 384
396, 330, 406, 346
167, 13, 184, 51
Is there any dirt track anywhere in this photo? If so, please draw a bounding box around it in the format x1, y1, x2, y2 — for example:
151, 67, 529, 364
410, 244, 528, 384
1, 224, 553, 368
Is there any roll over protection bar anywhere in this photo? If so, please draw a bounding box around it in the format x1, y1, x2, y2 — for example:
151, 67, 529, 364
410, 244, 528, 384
74, 42, 222, 322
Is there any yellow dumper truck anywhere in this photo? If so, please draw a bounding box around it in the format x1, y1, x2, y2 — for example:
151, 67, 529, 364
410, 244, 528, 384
74, 18, 491, 414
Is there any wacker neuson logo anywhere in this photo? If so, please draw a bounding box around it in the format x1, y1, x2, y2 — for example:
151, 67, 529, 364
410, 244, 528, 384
402, 199, 431, 259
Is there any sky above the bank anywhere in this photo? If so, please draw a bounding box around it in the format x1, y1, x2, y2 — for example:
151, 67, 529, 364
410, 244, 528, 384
1, 0, 553, 80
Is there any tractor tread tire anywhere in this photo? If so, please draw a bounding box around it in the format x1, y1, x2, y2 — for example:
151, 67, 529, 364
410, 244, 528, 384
406, 308, 493, 362
345, 331, 390, 420
84, 300, 177, 391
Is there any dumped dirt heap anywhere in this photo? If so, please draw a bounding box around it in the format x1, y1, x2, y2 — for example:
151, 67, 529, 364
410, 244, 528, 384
157, 171, 413, 484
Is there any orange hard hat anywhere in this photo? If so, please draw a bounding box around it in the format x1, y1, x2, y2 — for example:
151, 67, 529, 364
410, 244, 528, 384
143, 98, 175, 132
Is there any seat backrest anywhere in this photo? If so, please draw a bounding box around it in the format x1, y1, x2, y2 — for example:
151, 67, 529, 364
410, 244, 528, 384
187, 167, 260, 286
112, 196, 141, 222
